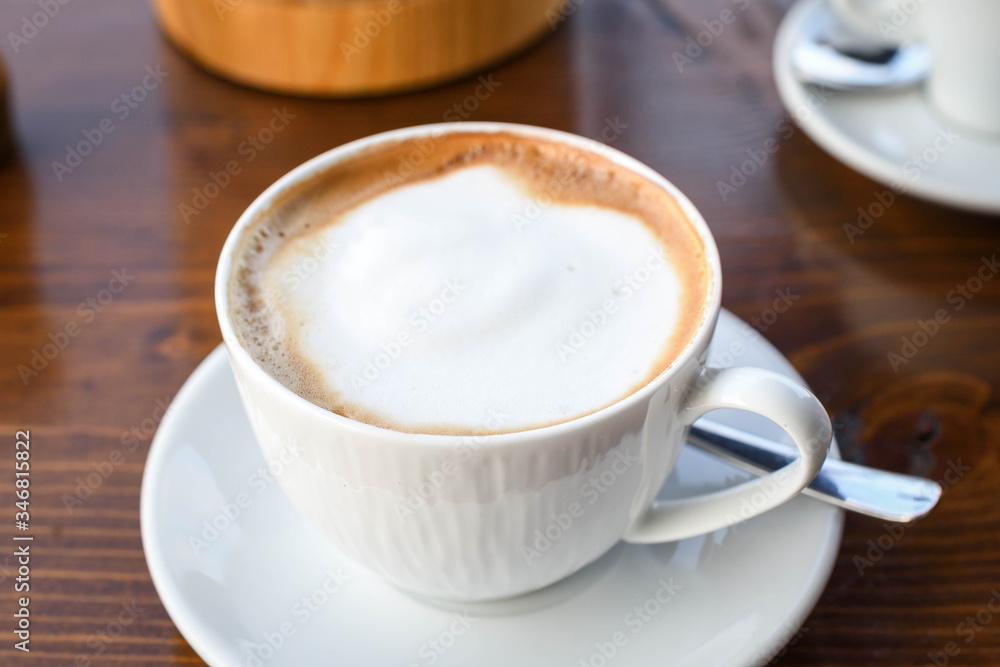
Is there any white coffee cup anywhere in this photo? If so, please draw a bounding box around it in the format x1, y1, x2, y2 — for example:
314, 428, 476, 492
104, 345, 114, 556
831, 0, 1000, 135
215, 122, 833, 601
924, 0, 1000, 135
829, 0, 925, 44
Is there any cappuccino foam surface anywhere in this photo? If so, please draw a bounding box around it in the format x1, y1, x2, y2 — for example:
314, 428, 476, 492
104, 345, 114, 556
229, 131, 709, 435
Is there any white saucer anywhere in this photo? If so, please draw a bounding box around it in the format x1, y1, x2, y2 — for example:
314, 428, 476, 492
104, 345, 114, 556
774, 0, 1000, 215
141, 310, 843, 667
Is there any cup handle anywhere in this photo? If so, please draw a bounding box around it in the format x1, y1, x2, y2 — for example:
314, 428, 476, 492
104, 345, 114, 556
623, 367, 832, 544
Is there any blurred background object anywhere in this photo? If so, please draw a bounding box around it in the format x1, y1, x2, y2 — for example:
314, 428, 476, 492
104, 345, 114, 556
0, 55, 10, 161
152, 0, 568, 96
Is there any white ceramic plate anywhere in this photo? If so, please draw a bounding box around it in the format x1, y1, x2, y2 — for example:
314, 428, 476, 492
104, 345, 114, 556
141, 310, 843, 667
774, 0, 1000, 215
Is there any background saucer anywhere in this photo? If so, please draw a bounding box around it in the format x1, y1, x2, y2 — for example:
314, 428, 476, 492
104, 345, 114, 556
774, 0, 1000, 215
141, 310, 843, 667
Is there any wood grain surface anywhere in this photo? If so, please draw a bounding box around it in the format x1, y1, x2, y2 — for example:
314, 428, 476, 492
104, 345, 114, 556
0, 0, 997, 665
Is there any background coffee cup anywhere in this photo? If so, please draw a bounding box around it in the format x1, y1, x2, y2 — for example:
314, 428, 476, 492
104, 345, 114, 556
924, 0, 1000, 135
215, 123, 833, 601
830, 0, 1000, 135
829, 0, 925, 44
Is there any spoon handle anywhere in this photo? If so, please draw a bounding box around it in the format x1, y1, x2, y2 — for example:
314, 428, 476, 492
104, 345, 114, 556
688, 419, 942, 524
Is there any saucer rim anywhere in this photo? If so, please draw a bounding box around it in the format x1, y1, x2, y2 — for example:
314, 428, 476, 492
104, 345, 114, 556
140, 309, 844, 667
140, 346, 236, 666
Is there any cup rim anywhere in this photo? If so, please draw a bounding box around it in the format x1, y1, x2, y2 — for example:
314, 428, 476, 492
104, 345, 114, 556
215, 121, 723, 444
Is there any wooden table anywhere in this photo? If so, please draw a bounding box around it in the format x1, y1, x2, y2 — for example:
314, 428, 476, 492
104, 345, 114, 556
1, 0, 997, 664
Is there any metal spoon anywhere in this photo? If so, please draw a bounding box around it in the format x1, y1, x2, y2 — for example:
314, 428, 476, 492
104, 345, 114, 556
791, 38, 931, 90
688, 418, 942, 523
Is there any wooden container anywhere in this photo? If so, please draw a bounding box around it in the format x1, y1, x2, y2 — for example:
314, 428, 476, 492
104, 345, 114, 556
152, 0, 566, 96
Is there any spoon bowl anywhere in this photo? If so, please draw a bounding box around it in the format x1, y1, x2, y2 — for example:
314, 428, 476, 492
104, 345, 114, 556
792, 38, 931, 90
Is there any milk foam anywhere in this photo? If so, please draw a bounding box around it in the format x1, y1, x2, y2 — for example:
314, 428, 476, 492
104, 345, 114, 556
260, 164, 690, 433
